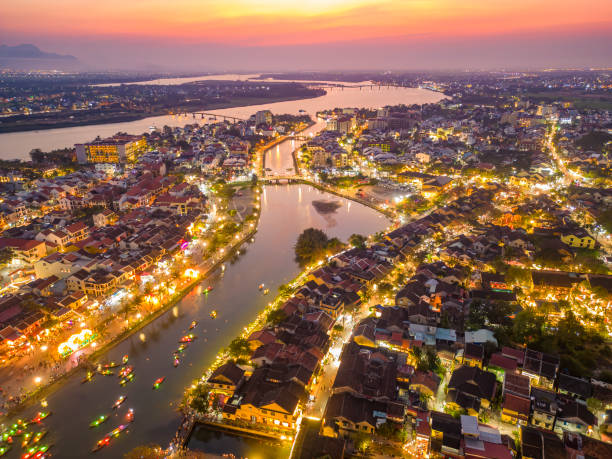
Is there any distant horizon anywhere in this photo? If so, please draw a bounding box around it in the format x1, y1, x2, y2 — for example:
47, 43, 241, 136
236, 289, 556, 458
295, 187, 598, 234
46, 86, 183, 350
1, 0, 611, 72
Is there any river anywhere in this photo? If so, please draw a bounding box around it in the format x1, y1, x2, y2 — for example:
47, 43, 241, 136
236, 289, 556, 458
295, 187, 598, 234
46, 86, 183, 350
9, 182, 390, 458
0, 79, 444, 160
2, 79, 445, 458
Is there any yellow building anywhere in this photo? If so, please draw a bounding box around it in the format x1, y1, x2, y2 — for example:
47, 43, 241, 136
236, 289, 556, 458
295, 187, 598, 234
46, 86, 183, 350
560, 232, 596, 249
76, 135, 146, 164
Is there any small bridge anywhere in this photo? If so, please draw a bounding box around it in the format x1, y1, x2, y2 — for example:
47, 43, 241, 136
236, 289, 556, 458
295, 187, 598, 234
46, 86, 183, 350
174, 112, 247, 122
261, 175, 301, 184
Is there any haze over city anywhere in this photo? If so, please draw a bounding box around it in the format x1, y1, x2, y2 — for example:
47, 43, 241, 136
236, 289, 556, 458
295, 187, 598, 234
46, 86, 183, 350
0, 2, 612, 459
1, 0, 612, 71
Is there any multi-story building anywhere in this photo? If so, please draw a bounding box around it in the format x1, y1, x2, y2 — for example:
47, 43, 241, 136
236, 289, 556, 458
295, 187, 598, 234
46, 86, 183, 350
76, 135, 146, 164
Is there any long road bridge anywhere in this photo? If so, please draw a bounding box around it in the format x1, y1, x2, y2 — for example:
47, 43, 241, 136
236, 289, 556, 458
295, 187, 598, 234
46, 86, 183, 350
307, 83, 403, 90
172, 111, 248, 122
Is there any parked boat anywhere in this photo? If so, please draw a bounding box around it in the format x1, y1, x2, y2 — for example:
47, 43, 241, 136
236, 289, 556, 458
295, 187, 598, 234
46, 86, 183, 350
30, 412, 50, 424
152, 377, 165, 390
122, 355, 129, 365
81, 371, 94, 384
119, 373, 134, 386
118, 366, 133, 378
112, 396, 126, 409
91, 435, 110, 452
89, 415, 109, 428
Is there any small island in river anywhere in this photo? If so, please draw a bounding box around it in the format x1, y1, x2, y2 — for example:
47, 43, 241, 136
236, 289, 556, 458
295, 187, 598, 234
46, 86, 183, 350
311, 200, 342, 214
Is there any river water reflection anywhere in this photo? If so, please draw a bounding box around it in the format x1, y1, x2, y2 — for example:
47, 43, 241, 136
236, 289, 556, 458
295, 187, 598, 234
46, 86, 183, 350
0, 80, 443, 160
9, 184, 389, 458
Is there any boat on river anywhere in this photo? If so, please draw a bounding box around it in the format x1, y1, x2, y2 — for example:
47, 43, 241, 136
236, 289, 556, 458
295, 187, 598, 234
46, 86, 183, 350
189, 320, 198, 330
119, 373, 134, 386
31, 430, 47, 444
209, 310, 217, 319
173, 357, 180, 367
202, 286, 213, 294
21, 432, 32, 448
91, 435, 110, 452
112, 396, 126, 409
152, 377, 165, 389
109, 424, 127, 438
176, 344, 187, 353
122, 355, 129, 365
81, 371, 94, 384
258, 283, 264, 290
179, 334, 196, 343
263, 288, 269, 295
126, 409, 134, 423
99, 369, 114, 376
102, 362, 120, 369
118, 366, 133, 378
30, 412, 50, 424
89, 415, 108, 428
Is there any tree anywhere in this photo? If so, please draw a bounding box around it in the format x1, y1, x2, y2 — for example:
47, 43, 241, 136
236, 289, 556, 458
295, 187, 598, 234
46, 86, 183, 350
189, 384, 210, 413
0, 248, 14, 266
587, 397, 604, 415
124, 444, 164, 459
294, 228, 329, 266
513, 308, 545, 345
228, 337, 251, 358
266, 309, 286, 325
349, 233, 367, 248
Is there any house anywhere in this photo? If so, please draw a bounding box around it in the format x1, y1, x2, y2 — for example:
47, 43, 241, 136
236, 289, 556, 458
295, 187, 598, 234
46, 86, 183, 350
502, 393, 531, 425
522, 348, 559, 389
557, 373, 592, 401
93, 209, 118, 227
462, 343, 485, 369
323, 392, 404, 438
208, 362, 245, 395
555, 399, 597, 435
446, 366, 497, 415
222, 364, 307, 432
409, 370, 441, 398
520, 425, 566, 459
0, 238, 46, 264
559, 228, 596, 249
429, 411, 462, 458
488, 352, 518, 380
531, 387, 558, 430
247, 329, 277, 351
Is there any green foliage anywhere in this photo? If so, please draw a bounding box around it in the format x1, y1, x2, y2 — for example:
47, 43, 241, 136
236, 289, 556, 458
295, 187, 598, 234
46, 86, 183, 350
266, 309, 286, 325
349, 233, 367, 248
467, 300, 515, 330
575, 131, 612, 152
294, 228, 346, 266
228, 337, 251, 358
189, 384, 210, 413
0, 247, 14, 266
587, 397, 604, 414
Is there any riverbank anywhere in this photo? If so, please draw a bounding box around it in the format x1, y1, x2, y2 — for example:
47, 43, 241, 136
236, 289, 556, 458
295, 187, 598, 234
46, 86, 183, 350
299, 179, 396, 219
0, 94, 323, 134
0, 187, 262, 421
260, 120, 315, 176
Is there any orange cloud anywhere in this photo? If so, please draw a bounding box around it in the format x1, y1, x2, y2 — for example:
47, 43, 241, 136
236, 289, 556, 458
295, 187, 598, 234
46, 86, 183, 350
1, 0, 611, 45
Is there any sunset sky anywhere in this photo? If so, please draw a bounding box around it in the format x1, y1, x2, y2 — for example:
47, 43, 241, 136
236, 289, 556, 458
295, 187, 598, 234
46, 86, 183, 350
2, 0, 611, 70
